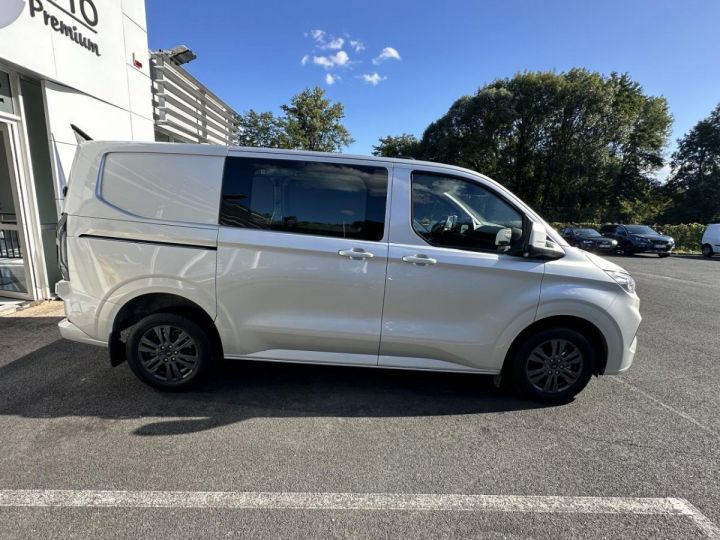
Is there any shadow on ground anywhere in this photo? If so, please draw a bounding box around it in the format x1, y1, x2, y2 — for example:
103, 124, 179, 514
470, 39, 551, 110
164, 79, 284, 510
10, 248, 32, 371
0, 338, 548, 436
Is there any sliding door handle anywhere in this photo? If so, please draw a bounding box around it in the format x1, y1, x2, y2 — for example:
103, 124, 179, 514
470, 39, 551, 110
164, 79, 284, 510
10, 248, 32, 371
339, 248, 375, 260
402, 254, 437, 266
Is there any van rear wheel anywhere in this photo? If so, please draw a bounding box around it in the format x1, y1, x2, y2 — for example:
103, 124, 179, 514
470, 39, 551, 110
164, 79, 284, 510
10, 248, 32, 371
126, 313, 212, 390
509, 328, 595, 403
702, 244, 714, 258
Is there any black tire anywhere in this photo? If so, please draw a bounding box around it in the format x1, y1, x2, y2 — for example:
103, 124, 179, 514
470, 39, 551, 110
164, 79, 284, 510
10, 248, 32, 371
658, 253, 670, 258
126, 313, 213, 390
702, 244, 714, 258
622, 243, 635, 256
509, 328, 595, 403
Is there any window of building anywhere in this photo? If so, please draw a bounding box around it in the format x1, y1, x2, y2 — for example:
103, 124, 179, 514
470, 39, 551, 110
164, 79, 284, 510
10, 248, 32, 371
220, 157, 388, 241
411, 172, 523, 252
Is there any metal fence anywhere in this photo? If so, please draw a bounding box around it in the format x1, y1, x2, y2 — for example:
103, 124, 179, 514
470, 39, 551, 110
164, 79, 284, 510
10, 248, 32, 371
151, 52, 240, 146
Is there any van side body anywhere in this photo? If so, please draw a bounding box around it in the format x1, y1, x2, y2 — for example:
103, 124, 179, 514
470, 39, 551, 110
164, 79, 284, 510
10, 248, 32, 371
56, 141, 641, 401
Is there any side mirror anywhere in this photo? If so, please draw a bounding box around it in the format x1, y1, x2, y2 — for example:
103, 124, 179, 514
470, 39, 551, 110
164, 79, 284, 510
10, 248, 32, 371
495, 228, 512, 247
525, 222, 564, 259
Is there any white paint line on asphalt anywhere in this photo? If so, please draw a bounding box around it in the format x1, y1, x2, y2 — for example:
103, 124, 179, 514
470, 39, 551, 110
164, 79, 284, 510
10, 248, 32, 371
632, 271, 691, 283
0, 490, 717, 537
612, 377, 716, 436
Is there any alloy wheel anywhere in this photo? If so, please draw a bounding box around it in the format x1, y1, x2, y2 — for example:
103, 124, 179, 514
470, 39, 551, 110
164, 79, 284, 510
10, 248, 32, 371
525, 339, 583, 393
137, 325, 199, 382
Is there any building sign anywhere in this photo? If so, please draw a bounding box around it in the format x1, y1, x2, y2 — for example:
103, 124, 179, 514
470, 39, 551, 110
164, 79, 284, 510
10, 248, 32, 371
0, 0, 151, 123
28, 0, 101, 56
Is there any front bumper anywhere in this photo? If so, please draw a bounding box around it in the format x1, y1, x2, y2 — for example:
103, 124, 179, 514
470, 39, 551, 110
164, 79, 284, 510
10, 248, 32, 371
634, 244, 673, 254
605, 335, 637, 375
58, 318, 107, 348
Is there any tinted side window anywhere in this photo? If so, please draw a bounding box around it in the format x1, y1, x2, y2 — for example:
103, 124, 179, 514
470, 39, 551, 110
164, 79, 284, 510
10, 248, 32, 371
411, 172, 524, 252
220, 157, 388, 241
101, 153, 224, 224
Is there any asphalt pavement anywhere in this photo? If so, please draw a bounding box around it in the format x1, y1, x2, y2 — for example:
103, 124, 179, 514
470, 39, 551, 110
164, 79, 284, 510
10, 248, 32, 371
0, 254, 718, 539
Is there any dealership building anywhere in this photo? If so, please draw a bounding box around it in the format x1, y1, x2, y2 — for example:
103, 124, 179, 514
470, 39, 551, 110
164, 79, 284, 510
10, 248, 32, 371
0, 0, 239, 303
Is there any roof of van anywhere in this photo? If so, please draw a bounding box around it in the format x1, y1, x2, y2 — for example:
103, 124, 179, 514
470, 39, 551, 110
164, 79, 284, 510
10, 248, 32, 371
77, 140, 487, 179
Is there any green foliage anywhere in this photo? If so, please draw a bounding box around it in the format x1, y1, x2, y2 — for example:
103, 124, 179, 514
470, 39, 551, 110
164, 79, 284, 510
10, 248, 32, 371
372, 133, 421, 157
661, 103, 720, 224
659, 223, 707, 252
236, 109, 288, 148
236, 87, 353, 152
281, 87, 354, 152
379, 69, 672, 223
551, 222, 706, 253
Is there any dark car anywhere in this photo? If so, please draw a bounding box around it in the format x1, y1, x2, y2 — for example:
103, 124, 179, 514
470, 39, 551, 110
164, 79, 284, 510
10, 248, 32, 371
600, 224, 675, 257
560, 227, 618, 252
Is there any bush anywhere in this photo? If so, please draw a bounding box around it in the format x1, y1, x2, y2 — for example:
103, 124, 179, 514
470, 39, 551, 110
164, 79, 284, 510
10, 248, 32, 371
659, 223, 706, 252
550, 222, 707, 253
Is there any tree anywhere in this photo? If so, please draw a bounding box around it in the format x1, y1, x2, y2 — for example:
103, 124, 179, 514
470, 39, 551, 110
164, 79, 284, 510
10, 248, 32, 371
281, 87, 354, 152
236, 109, 288, 148
662, 103, 720, 224
372, 133, 420, 157
379, 70, 672, 222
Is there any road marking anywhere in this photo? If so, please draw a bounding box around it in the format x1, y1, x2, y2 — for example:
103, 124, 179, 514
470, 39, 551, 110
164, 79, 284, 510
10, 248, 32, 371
0, 490, 717, 537
632, 271, 690, 283
613, 377, 716, 436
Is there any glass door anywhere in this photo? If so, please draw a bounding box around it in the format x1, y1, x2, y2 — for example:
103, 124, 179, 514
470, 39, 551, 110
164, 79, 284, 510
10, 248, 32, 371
0, 122, 32, 299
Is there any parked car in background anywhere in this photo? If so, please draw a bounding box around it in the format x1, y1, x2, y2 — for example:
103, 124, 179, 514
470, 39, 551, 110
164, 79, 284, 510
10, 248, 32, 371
56, 141, 642, 403
600, 224, 674, 257
560, 227, 618, 253
701, 224, 720, 257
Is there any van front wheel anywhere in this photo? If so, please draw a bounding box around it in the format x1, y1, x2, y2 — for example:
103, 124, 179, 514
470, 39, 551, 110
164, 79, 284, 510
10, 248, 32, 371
510, 328, 595, 403
126, 313, 212, 390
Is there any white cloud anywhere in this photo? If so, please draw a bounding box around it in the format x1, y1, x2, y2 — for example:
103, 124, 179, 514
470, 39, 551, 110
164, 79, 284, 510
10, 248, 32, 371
300, 54, 310, 65
362, 72, 387, 86
349, 39, 366, 52
654, 164, 672, 183
312, 50, 349, 69
372, 46, 401, 65
307, 29, 343, 50
309, 29, 326, 43
325, 37, 344, 50
325, 73, 339, 85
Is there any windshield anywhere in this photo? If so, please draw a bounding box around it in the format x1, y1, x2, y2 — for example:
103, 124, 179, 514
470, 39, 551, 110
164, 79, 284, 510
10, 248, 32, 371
575, 228, 601, 237
625, 225, 658, 235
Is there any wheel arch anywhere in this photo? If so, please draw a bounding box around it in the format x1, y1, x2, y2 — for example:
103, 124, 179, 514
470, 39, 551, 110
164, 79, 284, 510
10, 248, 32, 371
502, 315, 609, 377
108, 292, 223, 367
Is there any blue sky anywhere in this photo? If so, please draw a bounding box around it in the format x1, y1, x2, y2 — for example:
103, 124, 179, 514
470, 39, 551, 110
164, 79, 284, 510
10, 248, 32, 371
146, 0, 720, 160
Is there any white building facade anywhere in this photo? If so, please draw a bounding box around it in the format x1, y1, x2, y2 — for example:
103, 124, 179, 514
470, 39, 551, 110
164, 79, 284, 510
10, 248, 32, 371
0, 0, 154, 300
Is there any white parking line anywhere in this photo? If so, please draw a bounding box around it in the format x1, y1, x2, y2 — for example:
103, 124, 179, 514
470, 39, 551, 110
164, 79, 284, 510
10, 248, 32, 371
613, 377, 716, 436
0, 490, 717, 537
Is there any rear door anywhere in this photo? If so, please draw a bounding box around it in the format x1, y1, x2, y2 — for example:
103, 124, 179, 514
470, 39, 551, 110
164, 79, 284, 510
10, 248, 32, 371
379, 167, 545, 372
215, 153, 391, 365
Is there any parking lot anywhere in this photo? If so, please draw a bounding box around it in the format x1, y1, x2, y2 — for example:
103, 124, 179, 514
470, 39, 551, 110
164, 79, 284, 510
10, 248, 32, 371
0, 254, 718, 539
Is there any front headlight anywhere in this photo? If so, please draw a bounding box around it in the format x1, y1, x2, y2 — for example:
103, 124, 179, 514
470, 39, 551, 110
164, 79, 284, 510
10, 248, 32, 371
605, 270, 636, 295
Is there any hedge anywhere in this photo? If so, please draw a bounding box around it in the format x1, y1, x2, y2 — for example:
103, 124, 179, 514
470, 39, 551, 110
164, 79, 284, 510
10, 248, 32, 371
550, 223, 707, 253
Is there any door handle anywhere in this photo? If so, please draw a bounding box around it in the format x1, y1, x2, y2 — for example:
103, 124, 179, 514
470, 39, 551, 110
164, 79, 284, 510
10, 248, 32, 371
402, 254, 437, 266
338, 248, 375, 260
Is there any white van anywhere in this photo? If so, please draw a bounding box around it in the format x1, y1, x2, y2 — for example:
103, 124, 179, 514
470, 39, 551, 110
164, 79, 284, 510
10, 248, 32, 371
701, 224, 720, 257
56, 142, 641, 402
